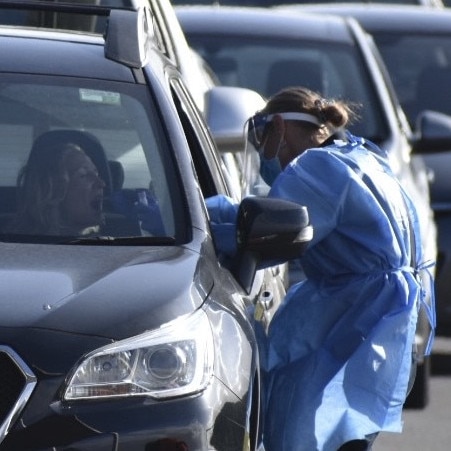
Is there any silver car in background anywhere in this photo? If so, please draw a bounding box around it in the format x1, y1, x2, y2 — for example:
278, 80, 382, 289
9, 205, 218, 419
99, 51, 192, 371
176, 5, 450, 408
284, 3, 451, 339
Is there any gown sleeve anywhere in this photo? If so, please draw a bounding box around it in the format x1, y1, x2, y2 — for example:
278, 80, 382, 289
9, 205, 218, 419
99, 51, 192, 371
269, 148, 350, 247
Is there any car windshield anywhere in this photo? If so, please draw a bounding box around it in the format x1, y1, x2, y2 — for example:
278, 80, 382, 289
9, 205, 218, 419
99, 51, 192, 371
0, 75, 185, 244
372, 32, 451, 126
187, 35, 388, 142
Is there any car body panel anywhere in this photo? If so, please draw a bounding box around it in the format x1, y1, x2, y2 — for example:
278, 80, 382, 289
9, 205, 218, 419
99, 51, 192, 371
0, 31, 134, 81
171, 0, 443, 7
177, 6, 356, 43
0, 243, 211, 336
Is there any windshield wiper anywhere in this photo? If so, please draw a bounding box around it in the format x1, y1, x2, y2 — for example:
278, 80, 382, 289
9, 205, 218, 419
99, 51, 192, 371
0, 234, 176, 245
63, 235, 176, 245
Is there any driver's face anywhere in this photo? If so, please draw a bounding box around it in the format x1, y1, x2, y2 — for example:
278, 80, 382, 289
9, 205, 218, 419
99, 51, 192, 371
60, 149, 105, 230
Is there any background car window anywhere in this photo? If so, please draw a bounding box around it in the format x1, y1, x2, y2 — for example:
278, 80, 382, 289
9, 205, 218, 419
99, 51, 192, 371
373, 33, 451, 123
188, 36, 388, 142
0, 76, 184, 240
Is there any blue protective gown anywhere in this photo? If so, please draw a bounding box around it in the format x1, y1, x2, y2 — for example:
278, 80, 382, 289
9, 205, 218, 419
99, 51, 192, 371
262, 134, 433, 450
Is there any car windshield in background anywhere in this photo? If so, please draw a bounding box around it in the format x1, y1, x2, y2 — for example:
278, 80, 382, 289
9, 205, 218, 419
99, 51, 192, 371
0, 76, 185, 243
372, 33, 451, 125
187, 36, 388, 143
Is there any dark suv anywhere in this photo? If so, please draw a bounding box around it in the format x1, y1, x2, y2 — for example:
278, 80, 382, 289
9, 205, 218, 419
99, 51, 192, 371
0, 1, 313, 450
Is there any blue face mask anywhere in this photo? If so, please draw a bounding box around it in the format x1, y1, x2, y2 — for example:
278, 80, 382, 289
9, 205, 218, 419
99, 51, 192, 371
259, 152, 282, 186
258, 133, 284, 186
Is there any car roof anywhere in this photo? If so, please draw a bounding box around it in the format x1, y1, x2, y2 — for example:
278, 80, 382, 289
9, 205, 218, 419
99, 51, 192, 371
176, 5, 357, 44
0, 1, 165, 70
172, 0, 443, 6
0, 0, 214, 110
280, 3, 451, 32
0, 28, 136, 80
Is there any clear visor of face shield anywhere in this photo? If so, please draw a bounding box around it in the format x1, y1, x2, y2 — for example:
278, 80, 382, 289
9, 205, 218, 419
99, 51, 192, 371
243, 114, 272, 198
247, 112, 270, 149
242, 111, 322, 198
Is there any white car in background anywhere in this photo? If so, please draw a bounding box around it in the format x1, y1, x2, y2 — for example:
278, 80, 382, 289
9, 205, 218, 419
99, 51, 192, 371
283, 3, 451, 339
176, 4, 451, 408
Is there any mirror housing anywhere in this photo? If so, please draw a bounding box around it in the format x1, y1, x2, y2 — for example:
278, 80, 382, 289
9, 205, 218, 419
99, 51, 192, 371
233, 196, 313, 292
204, 86, 266, 153
412, 110, 451, 154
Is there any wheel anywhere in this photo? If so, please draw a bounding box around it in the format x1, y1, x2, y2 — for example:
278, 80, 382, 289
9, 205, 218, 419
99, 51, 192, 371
404, 355, 430, 409
248, 372, 262, 451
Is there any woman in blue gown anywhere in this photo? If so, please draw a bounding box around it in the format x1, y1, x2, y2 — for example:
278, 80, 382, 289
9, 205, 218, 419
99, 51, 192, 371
209, 86, 435, 450
250, 87, 435, 450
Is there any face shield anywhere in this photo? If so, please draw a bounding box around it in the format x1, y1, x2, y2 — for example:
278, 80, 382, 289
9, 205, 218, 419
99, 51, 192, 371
242, 111, 322, 198
243, 113, 271, 198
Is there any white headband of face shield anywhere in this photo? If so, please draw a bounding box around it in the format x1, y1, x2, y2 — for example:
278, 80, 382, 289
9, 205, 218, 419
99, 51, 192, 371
266, 112, 322, 126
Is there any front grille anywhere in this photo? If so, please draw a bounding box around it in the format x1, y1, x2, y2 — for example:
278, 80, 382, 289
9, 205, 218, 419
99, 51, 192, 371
0, 353, 26, 421
0, 346, 36, 446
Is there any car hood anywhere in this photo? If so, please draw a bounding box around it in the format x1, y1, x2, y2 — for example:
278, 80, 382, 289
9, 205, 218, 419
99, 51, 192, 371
0, 242, 213, 340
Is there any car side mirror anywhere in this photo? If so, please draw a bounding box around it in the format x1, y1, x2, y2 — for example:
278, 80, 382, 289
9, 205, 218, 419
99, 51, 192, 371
233, 196, 313, 293
204, 86, 266, 153
412, 110, 451, 154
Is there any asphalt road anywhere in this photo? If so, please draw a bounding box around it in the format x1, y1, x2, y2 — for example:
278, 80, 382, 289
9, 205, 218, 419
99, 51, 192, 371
374, 337, 451, 450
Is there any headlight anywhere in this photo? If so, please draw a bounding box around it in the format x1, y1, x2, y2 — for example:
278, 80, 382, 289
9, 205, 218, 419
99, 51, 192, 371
64, 309, 214, 400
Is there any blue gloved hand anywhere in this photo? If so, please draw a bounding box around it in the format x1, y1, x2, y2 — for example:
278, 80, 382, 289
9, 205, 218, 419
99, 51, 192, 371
205, 194, 239, 257
110, 189, 165, 236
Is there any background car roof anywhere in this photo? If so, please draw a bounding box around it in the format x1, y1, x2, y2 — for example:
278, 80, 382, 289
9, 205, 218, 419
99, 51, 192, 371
172, 0, 444, 6
176, 6, 357, 43
280, 3, 451, 32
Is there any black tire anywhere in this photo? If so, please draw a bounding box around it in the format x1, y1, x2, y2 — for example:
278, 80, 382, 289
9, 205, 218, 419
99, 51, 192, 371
404, 355, 430, 409
246, 372, 262, 451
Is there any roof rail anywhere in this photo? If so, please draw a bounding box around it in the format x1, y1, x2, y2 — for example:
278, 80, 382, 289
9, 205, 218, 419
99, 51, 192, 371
0, 1, 155, 69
